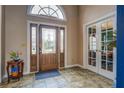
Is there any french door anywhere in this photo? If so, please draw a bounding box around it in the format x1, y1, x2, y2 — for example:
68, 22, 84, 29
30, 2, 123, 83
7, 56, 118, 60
87, 17, 115, 80
30, 23, 65, 72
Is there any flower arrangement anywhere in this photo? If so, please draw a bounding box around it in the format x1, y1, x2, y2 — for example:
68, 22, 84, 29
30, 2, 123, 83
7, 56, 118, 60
9, 51, 22, 62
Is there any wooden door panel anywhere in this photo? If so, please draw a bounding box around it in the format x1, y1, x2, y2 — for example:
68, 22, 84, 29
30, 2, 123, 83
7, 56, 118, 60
40, 53, 58, 71
30, 55, 37, 72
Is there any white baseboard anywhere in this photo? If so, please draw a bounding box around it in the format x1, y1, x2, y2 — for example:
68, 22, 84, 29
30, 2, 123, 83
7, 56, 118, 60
76, 64, 86, 69
65, 64, 85, 69
65, 64, 78, 68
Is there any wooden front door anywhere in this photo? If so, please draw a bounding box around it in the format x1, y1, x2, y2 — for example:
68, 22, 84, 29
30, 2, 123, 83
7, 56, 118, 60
39, 25, 58, 71
30, 23, 65, 72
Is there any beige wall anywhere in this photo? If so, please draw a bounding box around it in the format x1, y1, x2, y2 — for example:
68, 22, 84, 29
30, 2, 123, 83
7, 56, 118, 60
5, 5, 79, 73
1, 6, 5, 82
63, 6, 79, 65
5, 6, 27, 72
78, 5, 116, 65
0, 5, 4, 83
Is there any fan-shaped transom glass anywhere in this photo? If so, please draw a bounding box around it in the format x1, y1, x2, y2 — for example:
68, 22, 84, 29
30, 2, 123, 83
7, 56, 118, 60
30, 5, 64, 20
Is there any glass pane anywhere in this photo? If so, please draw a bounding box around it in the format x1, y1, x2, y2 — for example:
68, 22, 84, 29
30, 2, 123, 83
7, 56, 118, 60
91, 51, 96, 58
101, 42, 106, 51
89, 51, 92, 57
101, 23, 107, 31
107, 51, 113, 61
101, 46, 106, 51
101, 32, 106, 41
43, 8, 49, 15
107, 31, 113, 41
57, 10, 64, 19
51, 12, 58, 18
107, 43, 113, 51
31, 26, 37, 54
107, 21, 113, 30
107, 62, 113, 72
88, 27, 92, 35
50, 5, 58, 11
89, 36, 92, 50
60, 29, 64, 53
49, 9, 55, 15
91, 59, 96, 66
31, 5, 40, 14
39, 9, 47, 15
88, 58, 91, 65
92, 26, 96, 33
42, 28, 56, 54
101, 61, 106, 70
88, 58, 96, 66
89, 35, 96, 50
101, 51, 106, 60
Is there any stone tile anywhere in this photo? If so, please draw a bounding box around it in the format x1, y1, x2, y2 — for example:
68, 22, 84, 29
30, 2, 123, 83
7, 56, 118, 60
23, 84, 33, 88
46, 83, 58, 88
32, 79, 46, 88
45, 78, 57, 84
63, 74, 84, 83
69, 81, 85, 88
0, 67, 113, 88
33, 83, 46, 88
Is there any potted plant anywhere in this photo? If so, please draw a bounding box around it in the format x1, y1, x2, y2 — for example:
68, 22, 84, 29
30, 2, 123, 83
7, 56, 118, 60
9, 51, 22, 62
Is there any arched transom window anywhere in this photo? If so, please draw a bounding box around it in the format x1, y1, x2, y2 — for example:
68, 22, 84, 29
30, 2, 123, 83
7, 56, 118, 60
29, 5, 65, 20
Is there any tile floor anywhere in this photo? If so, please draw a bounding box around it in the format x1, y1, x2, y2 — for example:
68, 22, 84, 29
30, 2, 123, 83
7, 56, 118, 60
0, 67, 113, 88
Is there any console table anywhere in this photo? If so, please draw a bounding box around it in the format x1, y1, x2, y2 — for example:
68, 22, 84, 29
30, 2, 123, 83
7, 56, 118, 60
6, 60, 24, 83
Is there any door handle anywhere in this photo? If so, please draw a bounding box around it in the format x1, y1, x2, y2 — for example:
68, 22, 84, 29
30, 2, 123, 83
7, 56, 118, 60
39, 48, 42, 53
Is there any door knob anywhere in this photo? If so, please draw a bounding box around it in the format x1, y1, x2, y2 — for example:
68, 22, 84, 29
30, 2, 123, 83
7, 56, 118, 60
39, 48, 42, 52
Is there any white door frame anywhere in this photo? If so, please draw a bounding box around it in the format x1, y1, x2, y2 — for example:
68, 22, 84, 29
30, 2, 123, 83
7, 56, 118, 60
27, 20, 67, 73
83, 12, 115, 80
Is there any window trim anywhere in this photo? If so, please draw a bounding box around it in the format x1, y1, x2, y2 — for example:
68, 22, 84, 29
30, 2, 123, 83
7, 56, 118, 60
27, 5, 66, 21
